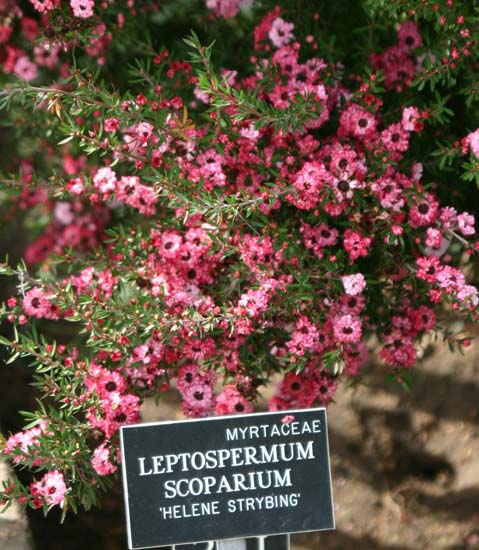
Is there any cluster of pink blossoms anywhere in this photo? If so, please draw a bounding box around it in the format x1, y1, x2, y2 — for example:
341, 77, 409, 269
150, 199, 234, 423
89, 166, 157, 216
1, 5, 478, 513
0, 0, 112, 80
29, 470, 68, 508
3, 425, 69, 508
371, 20, 423, 91
3, 421, 49, 467
29, 0, 94, 18
21, 287, 60, 320
9, 9, 477, 421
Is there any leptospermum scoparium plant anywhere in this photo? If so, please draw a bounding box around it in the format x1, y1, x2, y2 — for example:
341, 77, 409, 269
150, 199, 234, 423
0, 0, 478, 516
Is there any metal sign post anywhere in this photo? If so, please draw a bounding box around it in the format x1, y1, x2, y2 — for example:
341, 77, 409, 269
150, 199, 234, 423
172, 535, 290, 549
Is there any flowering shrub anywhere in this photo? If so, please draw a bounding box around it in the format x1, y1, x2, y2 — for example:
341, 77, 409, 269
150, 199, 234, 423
0, 0, 478, 515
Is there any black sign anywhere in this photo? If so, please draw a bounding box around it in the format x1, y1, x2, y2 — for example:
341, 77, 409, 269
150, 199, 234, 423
120, 408, 335, 549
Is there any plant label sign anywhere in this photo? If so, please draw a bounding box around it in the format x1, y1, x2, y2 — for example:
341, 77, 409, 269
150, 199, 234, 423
120, 408, 335, 549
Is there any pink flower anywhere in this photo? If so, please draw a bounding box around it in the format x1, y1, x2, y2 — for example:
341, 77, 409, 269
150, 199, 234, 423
66, 177, 84, 195
92, 444, 117, 476
29, 0, 57, 13
215, 385, 253, 415
436, 266, 465, 291
339, 105, 377, 140
440, 206, 458, 229
14, 56, 38, 82
288, 161, 329, 210
238, 288, 270, 317
397, 20, 422, 50
33, 44, 61, 69
135, 122, 154, 142
343, 229, 372, 261
4, 424, 47, 466
0, 24, 13, 44
381, 123, 409, 152
370, 44, 416, 90
465, 129, 479, 158
206, 0, 252, 18
411, 306, 436, 332
401, 106, 422, 132
371, 177, 405, 211
342, 273, 366, 296
286, 316, 320, 356
456, 285, 479, 308
270, 372, 319, 410
93, 167, 117, 195
269, 17, 295, 48
23, 288, 59, 320
316, 374, 338, 406
21, 18, 39, 42
425, 228, 443, 249
457, 212, 475, 236
31, 470, 68, 506
380, 333, 417, 367
176, 363, 201, 392
416, 256, 442, 283
104, 118, 119, 132
70, 0, 95, 19
97, 269, 116, 298
181, 381, 215, 418
183, 337, 217, 361
409, 193, 439, 227
333, 315, 362, 343
84, 363, 127, 399
91, 392, 140, 437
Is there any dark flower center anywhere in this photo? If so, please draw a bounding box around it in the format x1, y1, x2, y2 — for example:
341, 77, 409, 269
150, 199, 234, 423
418, 203, 430, 214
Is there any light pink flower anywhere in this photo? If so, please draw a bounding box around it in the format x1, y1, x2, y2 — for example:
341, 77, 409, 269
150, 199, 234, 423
342, 273, 366, 296
92, 444, 117, 476
269, 17, 294, 48
70, 0, 95, 19
465, 129, 479, 158
14, 56, 38, 81
457, 212, 475, 236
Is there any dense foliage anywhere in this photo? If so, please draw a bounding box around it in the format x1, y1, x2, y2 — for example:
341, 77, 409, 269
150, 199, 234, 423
0, 0, 478, 515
